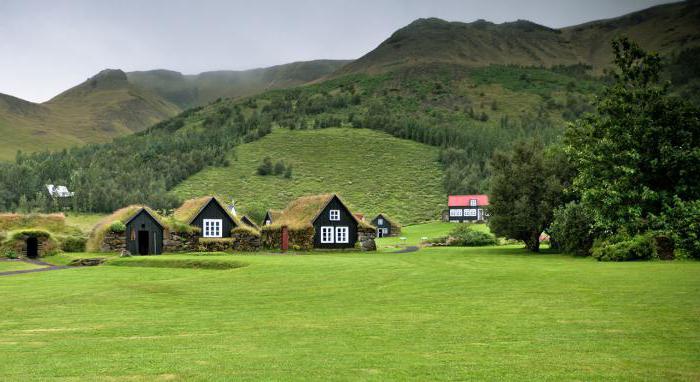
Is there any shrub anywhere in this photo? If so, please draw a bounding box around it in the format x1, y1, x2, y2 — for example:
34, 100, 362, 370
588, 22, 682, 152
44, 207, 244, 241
61, 236, 86, 252
448, 225, 497, 246
257, 157, 274, 175
653, 198, 700, 259
591, 233, 656, 261
549, 202, 597, 256
108, 221, 126, 233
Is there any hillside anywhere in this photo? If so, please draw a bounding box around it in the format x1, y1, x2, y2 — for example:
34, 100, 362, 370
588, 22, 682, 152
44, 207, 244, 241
128, 60, 350, 109
171, 127, 445, 224
336, 1, 700, 76
0, 69, 180, 160
0, 61, 348, 161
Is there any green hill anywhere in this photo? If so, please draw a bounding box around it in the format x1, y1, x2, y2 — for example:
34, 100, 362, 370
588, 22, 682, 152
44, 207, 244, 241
128, 60, 351, 109
335, 1, 700, 76
0, 69, 181, 161
172, 127, 445, 224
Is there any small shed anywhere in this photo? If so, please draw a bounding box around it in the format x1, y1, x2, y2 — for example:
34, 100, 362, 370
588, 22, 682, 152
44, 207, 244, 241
371, 214, 401, 238
87, 205, 167, 255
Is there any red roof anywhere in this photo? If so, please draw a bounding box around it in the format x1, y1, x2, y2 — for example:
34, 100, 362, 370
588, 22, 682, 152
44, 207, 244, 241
448, 195, 489, 207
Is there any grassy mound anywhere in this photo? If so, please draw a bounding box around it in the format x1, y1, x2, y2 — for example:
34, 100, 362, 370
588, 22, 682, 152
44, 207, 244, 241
108, 257, 248, 270
172, 128, 445, 224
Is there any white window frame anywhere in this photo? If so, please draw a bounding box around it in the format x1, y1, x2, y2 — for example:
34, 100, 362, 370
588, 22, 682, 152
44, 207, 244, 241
335, 226, 349, 243
470, 199, 477, 206
377, 218, 384, 225
450, 208, 463, 217
203, 219, 223, 238
329, 209, 340, 221
464, 209, 477, 217
321, 226, 334, 243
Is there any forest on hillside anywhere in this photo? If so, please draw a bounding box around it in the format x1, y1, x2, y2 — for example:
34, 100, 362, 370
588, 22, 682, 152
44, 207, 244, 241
0, 43, 697, 217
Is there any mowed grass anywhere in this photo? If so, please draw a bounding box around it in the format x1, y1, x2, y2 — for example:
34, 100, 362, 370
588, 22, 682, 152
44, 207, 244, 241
0, 248, 699, 381
172, 127, 446, 224
375, 221, 477, 249
0, 260, 43, 272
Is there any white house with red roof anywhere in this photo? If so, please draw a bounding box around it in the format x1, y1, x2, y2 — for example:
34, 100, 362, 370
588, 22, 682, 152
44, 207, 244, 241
447, 195, 489, 222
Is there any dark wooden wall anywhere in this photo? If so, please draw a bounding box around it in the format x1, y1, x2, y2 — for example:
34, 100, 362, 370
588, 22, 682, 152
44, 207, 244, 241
312, 197, 358, 249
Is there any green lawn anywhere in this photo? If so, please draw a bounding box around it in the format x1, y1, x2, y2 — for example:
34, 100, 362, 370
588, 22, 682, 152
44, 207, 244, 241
1, 247, 698, 381
0, 260, 43, 272
376, 221, 490, 250
172, 127, 446, 224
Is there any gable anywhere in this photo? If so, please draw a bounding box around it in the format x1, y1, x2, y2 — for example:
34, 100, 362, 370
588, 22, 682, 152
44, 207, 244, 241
191, 198, 236, 227
312, 195, 358, 228
125, 209, 163, 231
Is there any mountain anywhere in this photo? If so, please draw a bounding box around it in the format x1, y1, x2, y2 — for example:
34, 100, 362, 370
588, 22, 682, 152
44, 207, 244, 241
336, 1, 700, 75
0, 60, 349, 160
0, 69, 180, 160
127, 59, 350, 109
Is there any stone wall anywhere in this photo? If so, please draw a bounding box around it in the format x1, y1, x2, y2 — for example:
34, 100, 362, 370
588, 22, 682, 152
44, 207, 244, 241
4, 236, 58, 258
101, 231, 127, 253
164, 230, 198, 252
358, 227, 377, 251
231, 230, 261, 251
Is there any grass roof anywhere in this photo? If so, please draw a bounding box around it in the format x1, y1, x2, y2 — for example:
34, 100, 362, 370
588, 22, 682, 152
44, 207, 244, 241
0, 213, 68, 233
268, 194, 372, 231
86, 205, 167, 252
267, 209, 282, 221
375, 213, 401, 227
270, 194, 335, 230
173, 196, 240, 226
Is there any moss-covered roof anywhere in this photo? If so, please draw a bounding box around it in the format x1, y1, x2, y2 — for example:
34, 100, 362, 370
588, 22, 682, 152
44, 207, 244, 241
173, 196, 241, 226
0, 213, 68, 233
240, 215, 259, 229
269, 194, 372, 230
86, 205, 167, 252
374, 213, 401, 228
265, 209, 282, 222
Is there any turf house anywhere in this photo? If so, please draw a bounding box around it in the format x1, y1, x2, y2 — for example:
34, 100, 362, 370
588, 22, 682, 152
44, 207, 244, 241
0, 213, 82, 258
87, 206, 168, 255
261, 194, 376, 251
371, 214, 401, 238
447, 195, 490, 222
173, 196, 261, 252
262, 209, 282, 226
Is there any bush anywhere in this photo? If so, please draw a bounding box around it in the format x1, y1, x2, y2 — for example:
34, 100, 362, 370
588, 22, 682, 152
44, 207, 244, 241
448, 225, 497, 246
108, 221, 126, 233
257, 157, 274, 175
654, 198, 700, 259
61, 236, 86, 252
591, 233, 656, 261
549, 202, 597, 256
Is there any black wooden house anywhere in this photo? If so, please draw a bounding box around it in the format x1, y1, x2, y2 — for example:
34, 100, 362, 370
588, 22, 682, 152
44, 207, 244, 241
371, 214, 400, 237
175, 197, 239, 238
125, 208, 164, 255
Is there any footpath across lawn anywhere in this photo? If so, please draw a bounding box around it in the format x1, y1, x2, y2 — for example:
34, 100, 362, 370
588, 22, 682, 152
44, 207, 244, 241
0, 247, 698, 381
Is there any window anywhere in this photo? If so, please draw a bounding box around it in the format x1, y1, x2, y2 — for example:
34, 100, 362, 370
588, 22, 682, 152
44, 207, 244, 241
203, 219, 222, 238
329, 209, 340, 221
382, 228, 389, 235
470, 199, 477, 206
378, 218, 384, 225
265, 219, 271, 225
335, 226, 349, 243
450, 209, 463, 217
321, 226, 334, 243
464, 209, 477, 217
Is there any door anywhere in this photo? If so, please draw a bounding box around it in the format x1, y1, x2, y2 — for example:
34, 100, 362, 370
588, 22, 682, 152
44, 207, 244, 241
138, 231, 150, 255
26, 237, 38, 258
281, 226, 289, 252
478, 209, 484, 221
377, 228, 384, 238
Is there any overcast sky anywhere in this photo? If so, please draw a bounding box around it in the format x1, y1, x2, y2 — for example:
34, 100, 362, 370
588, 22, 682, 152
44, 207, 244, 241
1, 0, 673, 103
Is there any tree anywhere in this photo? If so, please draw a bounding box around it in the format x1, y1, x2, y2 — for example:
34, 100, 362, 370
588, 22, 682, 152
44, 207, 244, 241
257, 157, 274, 176
284, 164, 293, 179
565, 37, 700, 234
488, 139, 569, 252
273, 160, 286, 175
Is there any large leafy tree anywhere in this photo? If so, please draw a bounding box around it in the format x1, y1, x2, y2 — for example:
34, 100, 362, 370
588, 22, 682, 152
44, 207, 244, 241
565, 38, 700, 234
489, 139, 570, 252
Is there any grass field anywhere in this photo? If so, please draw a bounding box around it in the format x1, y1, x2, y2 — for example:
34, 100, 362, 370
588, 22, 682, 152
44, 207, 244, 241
63, 213, 106, 234
0, 260, 43, 272
172, 127, 446, 224
1, 246, 698, 381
